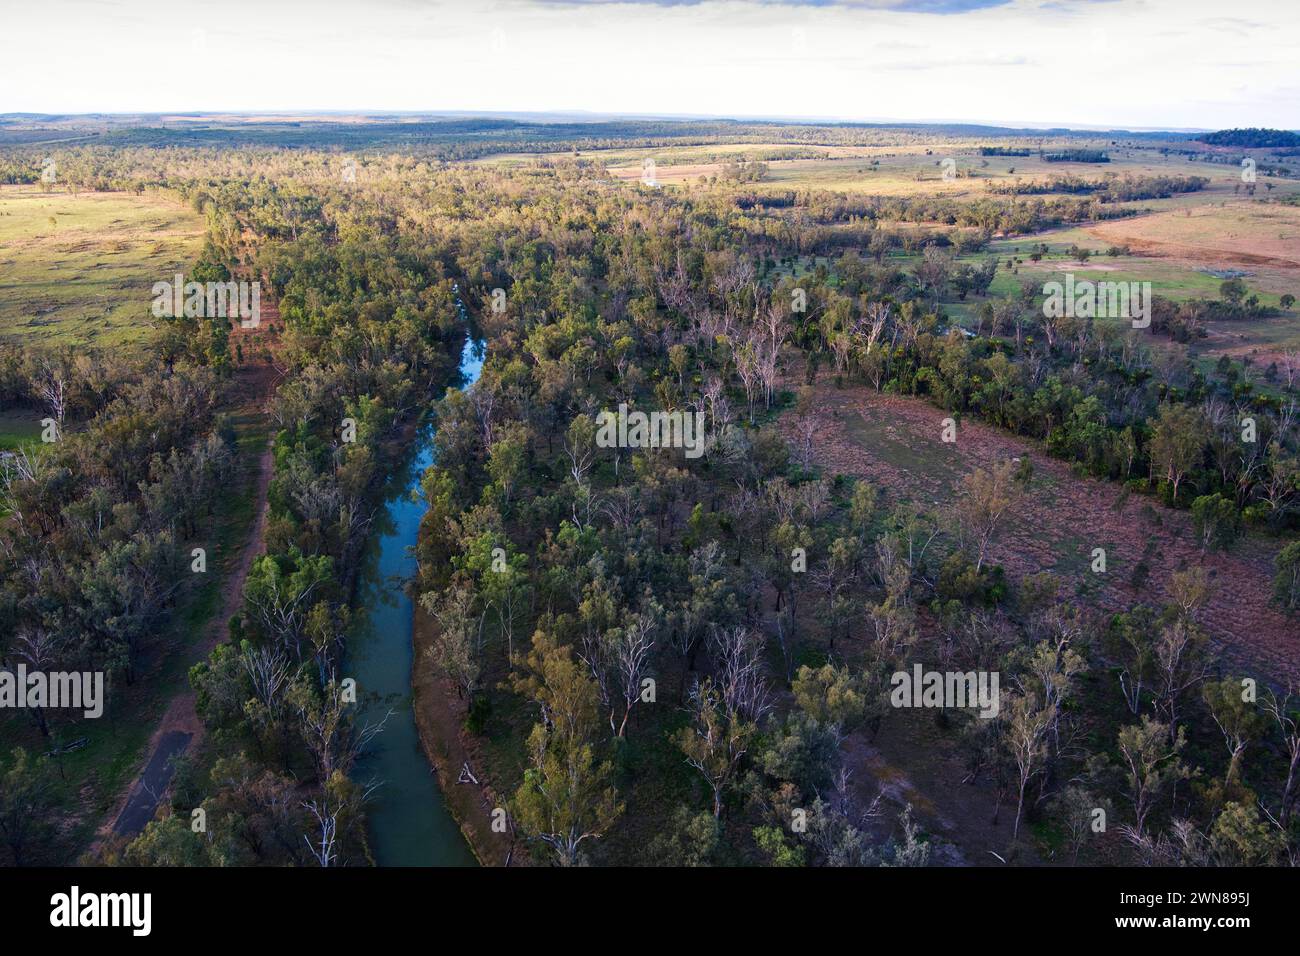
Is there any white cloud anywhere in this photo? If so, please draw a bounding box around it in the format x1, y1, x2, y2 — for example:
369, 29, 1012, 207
1, 0, 1296, 128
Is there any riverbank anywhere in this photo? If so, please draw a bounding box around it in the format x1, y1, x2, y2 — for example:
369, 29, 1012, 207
348, 334, 481, 866
411, 603, 516, 866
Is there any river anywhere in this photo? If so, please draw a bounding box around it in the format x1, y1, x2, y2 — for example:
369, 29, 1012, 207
350, 333, 484, 866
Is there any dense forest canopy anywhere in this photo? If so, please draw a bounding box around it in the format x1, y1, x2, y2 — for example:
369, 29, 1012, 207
0, 122, 1297, 869
1198, 129, 1300, 149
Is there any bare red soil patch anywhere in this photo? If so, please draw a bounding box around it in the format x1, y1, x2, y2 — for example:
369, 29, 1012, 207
1083, 203, 1300, 273
785, 383, 1300, 682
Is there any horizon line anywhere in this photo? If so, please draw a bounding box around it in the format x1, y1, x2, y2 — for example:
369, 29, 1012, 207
3, 109, 1285, 136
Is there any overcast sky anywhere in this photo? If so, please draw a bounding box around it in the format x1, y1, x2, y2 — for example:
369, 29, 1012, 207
3, 0, 1296, 129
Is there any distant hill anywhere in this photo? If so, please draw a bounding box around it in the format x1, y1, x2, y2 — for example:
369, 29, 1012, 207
1198, 128, 1300, 148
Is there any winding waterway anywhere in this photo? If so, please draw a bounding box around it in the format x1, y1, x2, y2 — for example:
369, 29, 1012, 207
351, 334, 484, 866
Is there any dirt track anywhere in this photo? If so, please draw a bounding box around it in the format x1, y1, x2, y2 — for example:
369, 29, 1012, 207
100, 312, 280, 844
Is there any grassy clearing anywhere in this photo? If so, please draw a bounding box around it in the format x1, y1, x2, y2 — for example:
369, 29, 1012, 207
988, 247, 1233, 301
768, 205, 1300, 369
581, 142, 1300, 204
1084, 200, 1300, 266
0, 185, 204, 349
479, 141, 874, 167
0, 408, 43, 451
988, 205, 1300, 362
